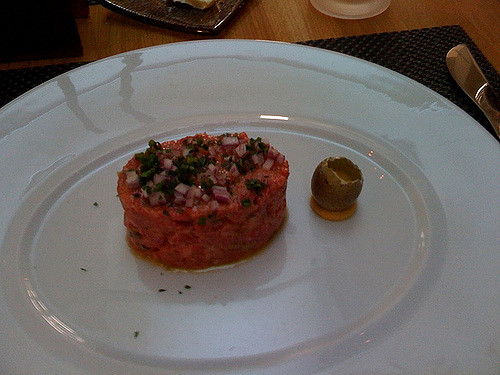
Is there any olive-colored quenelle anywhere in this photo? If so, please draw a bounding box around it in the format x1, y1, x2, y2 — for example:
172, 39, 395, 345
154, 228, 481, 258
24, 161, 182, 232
311, 157, 363, 211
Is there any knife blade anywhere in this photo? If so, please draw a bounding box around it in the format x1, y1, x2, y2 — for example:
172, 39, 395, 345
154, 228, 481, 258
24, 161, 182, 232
446, 44, 500, 140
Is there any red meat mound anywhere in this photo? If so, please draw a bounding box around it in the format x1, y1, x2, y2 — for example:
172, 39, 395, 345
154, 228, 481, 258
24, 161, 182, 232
117, 132, 289, 270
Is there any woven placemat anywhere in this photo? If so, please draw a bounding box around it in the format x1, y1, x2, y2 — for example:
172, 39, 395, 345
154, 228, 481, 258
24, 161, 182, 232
1, 25, 498, 139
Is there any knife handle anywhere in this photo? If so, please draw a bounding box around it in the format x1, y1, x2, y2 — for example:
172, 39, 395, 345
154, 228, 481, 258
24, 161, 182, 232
476, 84, 500, 140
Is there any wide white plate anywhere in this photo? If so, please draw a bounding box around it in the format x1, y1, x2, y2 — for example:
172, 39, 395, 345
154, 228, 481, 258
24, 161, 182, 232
0, 40, 498, 375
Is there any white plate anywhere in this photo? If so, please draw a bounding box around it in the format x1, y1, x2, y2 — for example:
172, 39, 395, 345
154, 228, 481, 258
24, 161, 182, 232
0, 40, 498, 375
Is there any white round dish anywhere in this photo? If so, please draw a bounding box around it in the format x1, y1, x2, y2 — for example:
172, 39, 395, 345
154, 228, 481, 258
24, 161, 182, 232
0, 40, 498, 375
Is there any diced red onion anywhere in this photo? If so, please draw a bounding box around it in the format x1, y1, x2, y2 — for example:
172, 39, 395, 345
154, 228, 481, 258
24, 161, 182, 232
208, 200, 219, 210
187, 185, 202, 199
160, 158, 173, 170
182, 148, 191, 157
212, 185, 228, 194
235, 143, 247, 157
207, 163, 216, 173
202, 194, 211, 202
125, 171, 140, 188
262, 158, 275, 170
149, 192, 166, 206
221, 136, 239, 146
185, 198, 194, 208
212, 185, 231, 203
153, 172, 167, 184
229, 164, 240, 177
216, 175, 226, 184
251, 153, 264, 164
174, 191, 185, 203
175, 183, 190, 195
276, 153, 285, 164
267, 147, 279, 159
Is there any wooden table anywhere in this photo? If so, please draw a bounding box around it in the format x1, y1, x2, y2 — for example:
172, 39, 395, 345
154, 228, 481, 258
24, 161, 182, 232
1, 0, 499, 71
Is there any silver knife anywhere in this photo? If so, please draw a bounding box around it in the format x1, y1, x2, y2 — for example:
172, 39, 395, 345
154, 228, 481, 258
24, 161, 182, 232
446, 44, 500, 140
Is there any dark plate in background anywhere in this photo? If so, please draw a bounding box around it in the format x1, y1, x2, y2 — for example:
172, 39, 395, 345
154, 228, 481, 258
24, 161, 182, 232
101, 0, 248, 34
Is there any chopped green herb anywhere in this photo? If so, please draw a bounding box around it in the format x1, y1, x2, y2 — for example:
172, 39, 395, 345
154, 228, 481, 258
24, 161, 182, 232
241, 198, 251, 207
134, 331, 139, 338
200, 178, 214, 191
135, 141, 161, 187
245, 179, 266, 194
148, 139, 162, 150
93, 202, 99, 207
184, 285, 191, 289
80, 267, 87, 272
137, 151, 158, 171
130, 135, 276, 208
158, 288, 166, 292
198, 217, 207, 225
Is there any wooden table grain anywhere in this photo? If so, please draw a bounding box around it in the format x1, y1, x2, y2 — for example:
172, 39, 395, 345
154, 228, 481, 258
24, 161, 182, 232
1, 0, 499, 71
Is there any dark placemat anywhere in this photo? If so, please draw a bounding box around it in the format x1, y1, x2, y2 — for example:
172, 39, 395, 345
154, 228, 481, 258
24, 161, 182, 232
0, 25, 498, 139
0, 0, 83, 63
0, 62, 88, 105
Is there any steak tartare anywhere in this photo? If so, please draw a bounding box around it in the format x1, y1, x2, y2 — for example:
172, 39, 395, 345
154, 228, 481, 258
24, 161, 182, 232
117, 132, 289, 270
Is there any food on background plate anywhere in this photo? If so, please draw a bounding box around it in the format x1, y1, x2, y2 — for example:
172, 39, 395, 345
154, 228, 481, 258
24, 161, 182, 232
173, 0, 216, 9
310, 157, 363, 221
117, 133, 289, 270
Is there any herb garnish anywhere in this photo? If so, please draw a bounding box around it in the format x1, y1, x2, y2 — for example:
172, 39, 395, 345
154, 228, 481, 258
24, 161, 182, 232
241, 198, 251, 207
245, 179, 266, 194
135, 141, 160, 186
128, 135, 280, 208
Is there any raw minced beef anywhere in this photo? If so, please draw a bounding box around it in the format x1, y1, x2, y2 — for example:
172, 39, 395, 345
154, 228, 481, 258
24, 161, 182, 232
117, 132, 289, 270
